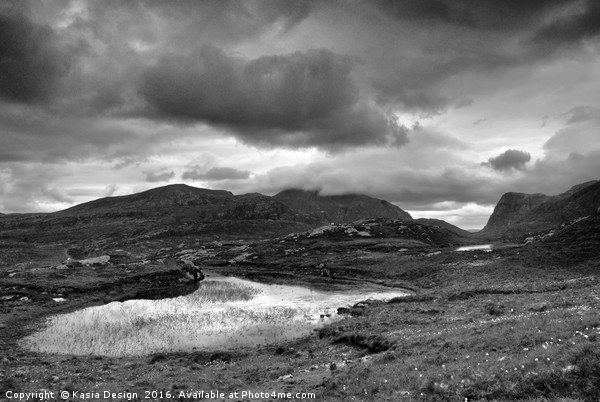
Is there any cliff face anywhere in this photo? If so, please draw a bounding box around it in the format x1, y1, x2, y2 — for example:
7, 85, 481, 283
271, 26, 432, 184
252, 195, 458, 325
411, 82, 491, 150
273, 189, 412, 224
482, 192, 549, 232
480, 180, 600, 238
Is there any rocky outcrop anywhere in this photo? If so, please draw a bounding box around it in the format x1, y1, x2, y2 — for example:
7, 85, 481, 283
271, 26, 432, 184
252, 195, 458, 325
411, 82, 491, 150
273, 189, 412, 224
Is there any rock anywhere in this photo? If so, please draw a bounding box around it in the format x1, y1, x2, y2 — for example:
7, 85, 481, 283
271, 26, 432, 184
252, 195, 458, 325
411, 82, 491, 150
78, 255, 111, 265
529, 303, 549, 312
360, 355, 373, 364
337, 307, 352, 315
209, 352, 232, 363
148, 354, 167, 364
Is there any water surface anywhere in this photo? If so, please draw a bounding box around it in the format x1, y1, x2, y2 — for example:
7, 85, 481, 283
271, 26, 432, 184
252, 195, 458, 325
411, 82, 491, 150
455, 244, 493, 252
23, 276, 408, 356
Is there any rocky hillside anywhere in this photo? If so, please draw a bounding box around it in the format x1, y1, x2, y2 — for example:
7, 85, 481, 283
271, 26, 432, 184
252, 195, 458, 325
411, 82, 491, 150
480, 180, 600, 238
0, 184, 419, 244
273, 189, 412, 224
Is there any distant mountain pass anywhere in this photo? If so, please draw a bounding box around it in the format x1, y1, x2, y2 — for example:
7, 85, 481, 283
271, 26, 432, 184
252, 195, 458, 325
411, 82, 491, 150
414, 218, 472, 237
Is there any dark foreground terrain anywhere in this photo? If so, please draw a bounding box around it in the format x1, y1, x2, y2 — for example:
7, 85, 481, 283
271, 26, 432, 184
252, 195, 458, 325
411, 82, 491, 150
1, 212, 600, 401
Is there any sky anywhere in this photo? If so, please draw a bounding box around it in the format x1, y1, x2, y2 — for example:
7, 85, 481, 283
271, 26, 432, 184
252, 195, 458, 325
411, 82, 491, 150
1, 0, 599, 229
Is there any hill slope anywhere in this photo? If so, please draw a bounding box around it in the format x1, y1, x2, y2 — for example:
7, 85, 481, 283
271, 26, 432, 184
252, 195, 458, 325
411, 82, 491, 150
273, 189, 412, 224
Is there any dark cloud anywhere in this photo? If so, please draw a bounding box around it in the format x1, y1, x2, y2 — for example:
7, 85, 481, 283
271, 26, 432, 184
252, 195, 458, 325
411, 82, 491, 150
562, 106, 600, 124
509, 151, 600, 196
373, 0, 570, 30
365, 0, 597, 114
140, 46, 408, 150
0, 11, 69, 103
131, 0, 314, 43
484, 149, 531, 171
144, 170, 175, 183
0, 109, 154, 164
533, 0, 600, 45
182, 166, 251, 181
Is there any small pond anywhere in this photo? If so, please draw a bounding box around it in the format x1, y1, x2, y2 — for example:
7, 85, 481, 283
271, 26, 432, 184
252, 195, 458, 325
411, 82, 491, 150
22, 276, 409, 356
455, 244, 493, 252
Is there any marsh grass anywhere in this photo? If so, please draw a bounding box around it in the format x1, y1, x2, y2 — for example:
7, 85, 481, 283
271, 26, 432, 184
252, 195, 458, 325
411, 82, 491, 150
21, 280, 340, 356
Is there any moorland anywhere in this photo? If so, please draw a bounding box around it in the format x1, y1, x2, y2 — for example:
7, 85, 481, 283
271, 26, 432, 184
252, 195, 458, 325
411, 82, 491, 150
1, 181, 599, 401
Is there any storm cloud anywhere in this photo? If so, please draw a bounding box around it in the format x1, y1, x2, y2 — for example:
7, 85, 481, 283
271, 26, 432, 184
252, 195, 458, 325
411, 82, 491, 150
485, 149, 532, 171
140, 46, 407, 150
0, 11, 69, 103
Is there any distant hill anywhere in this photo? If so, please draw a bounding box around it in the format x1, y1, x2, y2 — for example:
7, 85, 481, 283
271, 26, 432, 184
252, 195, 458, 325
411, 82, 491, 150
59, 184, 412, 225
273, 189, 412, 224
480, 180, 600, 238
414, 218, 472, 237
57, 184, 322, 224
60, 185, 235, 216
2, 184, 417, 243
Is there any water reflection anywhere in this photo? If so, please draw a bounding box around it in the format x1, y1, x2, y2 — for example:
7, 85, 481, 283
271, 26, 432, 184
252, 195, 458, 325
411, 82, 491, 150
22, 276, 409, 356
455, 244, 493, 252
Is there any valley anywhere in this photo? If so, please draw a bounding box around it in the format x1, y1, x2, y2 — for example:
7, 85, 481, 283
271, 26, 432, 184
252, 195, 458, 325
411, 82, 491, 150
1, 181, 599, 401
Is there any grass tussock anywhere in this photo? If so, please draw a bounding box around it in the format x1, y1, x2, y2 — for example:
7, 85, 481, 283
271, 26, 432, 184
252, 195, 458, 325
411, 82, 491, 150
187, 280, 261, 303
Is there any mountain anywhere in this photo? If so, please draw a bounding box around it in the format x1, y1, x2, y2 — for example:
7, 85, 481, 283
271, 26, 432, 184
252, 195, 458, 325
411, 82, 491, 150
414, 218, 472, 237
480, 180, 600, 238
482, 192, 549, 232
59, 185, 235, 217
273, 189, 412, 224
59, 184, 411, 225
58, 184, 320, 222
3, 184, 418, 244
